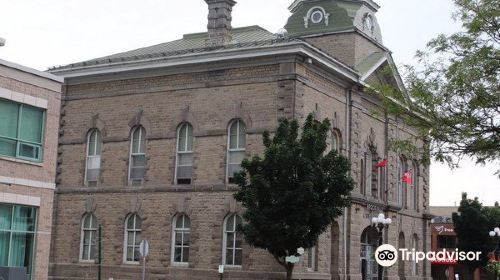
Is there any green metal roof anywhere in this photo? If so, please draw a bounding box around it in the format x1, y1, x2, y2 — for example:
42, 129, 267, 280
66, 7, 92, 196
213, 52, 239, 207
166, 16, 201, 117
356, 51, 386, 77
52, 25, 276, 70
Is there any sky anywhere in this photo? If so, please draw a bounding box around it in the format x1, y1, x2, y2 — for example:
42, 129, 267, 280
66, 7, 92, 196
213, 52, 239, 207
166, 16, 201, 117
0, 0, 498, 206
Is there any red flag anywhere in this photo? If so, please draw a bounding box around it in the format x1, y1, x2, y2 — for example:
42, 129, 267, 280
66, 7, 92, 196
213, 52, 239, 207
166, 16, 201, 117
376, 159, 388, 168
402, 171, 412, 184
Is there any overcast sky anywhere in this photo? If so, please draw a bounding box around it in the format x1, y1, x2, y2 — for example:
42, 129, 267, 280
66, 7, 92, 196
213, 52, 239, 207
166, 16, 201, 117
0, 0, 498, 206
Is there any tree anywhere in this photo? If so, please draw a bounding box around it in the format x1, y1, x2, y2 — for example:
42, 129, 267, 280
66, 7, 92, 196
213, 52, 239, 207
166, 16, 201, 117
233, 115, 354, 279
452, 193, 500, 274
378, 0, 499, 168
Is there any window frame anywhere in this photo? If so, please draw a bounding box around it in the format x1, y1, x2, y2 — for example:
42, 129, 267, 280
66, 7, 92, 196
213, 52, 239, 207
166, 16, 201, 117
411, 161, 419, 210
331, 129, 342, 153
85, 129, 102, 186
397, 156, 407, 207
171, 213, 191, 265
175, 123, 194, 185
226, 120, 246, 183
222, 214, 243, 267
411, 235, 418, 275
79, 213, 98, 262
0, 99, 46, 162
123, 213, 142, 264
128, 126, 146, 185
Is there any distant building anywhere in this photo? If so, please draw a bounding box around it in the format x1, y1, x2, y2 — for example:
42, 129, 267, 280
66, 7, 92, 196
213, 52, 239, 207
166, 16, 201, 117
48, 1, 431, 279
0, 55, 63, 280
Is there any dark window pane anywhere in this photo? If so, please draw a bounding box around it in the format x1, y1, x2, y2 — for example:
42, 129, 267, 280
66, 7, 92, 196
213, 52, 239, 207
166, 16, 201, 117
19, 105, 44, 143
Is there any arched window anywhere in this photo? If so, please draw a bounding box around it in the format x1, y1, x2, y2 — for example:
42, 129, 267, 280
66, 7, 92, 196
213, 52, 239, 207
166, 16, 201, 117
360, 227, 378, 280
411, 235, 418, 275
223, 214, 243, 266
175, 123, 193, 185
129, 126, 146, 185
398, 232, 406, 278
331, 129, 342, 153
80, 214, 98, 261
410, 161, 419, 210
227, 120, 246, 183
397, 156, 408, 207
172, 214, 190, 264
124, 214, 142, 263
85, 129, 102, 186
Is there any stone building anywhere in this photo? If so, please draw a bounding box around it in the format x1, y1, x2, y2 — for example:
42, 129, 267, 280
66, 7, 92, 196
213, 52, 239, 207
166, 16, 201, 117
0, 45, 63, 279
48, 0, 431, 279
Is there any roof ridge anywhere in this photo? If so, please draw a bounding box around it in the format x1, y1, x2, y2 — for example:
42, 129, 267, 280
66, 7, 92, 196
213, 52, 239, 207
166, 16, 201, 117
183, 25, 269, 39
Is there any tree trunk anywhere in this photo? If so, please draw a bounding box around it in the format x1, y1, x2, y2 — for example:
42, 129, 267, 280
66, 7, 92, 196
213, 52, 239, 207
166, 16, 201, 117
286, 263, 294, 280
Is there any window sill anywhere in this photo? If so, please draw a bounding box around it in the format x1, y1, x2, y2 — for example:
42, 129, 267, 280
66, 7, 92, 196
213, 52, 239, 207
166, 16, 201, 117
122, 261, 140, 266
171, 262, 189, 267
79, 260, 96, 264
0, 155, 43, 167
222, 265, 242, 270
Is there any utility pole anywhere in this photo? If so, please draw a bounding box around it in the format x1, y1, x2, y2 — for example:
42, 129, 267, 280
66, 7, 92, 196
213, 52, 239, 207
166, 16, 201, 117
98, 224, 102, 280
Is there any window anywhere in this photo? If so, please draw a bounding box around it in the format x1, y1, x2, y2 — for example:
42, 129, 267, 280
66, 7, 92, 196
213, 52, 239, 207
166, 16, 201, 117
363, 14, 374, 32
411, 235, 418, 275
223, 214, 243, 266
175, 123, 193, 185
172, 214, 190, 264
361, 227, 378, 280
307, 246, 318, 272
437, 236, 457, 249
410, 161, 419, 210
85, 130, 102, 186
80, 214, 98, 261
331, 130, 341, 153
0, 204, 37, 279
397, 156, 407, 207
0, 99, 44, 162
227, 120, 246, 183
124, 214, 142, 263
129, 126, 146, 185
365, 152, 373, 197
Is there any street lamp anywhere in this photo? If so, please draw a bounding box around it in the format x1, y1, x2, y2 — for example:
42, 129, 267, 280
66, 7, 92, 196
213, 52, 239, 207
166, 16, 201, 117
489, 228, 500, 280
372, 213, 392, 280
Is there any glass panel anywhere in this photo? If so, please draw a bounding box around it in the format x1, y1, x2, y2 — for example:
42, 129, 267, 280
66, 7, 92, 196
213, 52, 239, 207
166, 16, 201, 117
226, 249, 233, 265
235, 235, 242, 248
183, 247, 190, 263
19, 105, 44, 143
183, 216, 190, 228
135, 217, 142, 229
178, 125, 187, 152
90, 241, 97, 260
229, 151, 245, 164
183, 233, 190, 246
127, 247, 134, 261
226, 232, 234, 247
83, 231, 91, 245
229, 122, 238, 149
175, 232, 183, 246
0, 231, 9, 266
234, 249, 242, 265
226, 215, 235, 231
0, 205, 12, 230
132, 155, 146, 167
9, 232, 34, 268
178, 153, 193, 166
83, 215, 91, 228
88, 131, 96, 156
135, 233, 142, 245
0, 99, 19, 138
82, 244, 90, 260
132, 129, 140, 153
12, 206, 36, 232
186, 124, 193, 151
95, 131, 102, 155
127, 232, 135, 246
127, 215, 135, 229
134, 247, 140, 261
19, 143, 40, 160
176, 216, 184, 228
174, 247, 182, 262
238, 122, 246, 149
0, 138, 17, 157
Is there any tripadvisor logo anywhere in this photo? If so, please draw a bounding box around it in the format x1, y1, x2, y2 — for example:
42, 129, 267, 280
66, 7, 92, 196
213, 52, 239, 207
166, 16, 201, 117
374, 244, 482, 267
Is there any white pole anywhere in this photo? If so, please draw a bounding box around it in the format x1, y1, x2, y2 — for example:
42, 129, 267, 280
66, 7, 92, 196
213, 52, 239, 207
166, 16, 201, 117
142, 256, 146, 280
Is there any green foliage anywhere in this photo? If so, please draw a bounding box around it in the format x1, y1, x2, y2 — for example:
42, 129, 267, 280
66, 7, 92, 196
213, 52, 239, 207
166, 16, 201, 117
375, 0, 500, 169
453, 193, 500, 270
233, 114, 354, 278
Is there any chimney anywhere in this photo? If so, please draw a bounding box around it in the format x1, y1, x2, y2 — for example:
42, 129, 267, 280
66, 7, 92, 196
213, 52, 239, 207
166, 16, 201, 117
205, 0, 236, 47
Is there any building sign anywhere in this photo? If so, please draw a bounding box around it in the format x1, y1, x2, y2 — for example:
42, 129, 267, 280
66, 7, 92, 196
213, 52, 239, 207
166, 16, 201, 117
432, 224, 455, 235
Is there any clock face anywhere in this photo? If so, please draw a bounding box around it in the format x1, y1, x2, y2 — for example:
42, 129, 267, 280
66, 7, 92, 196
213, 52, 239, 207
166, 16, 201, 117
311, 10, 324, 24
